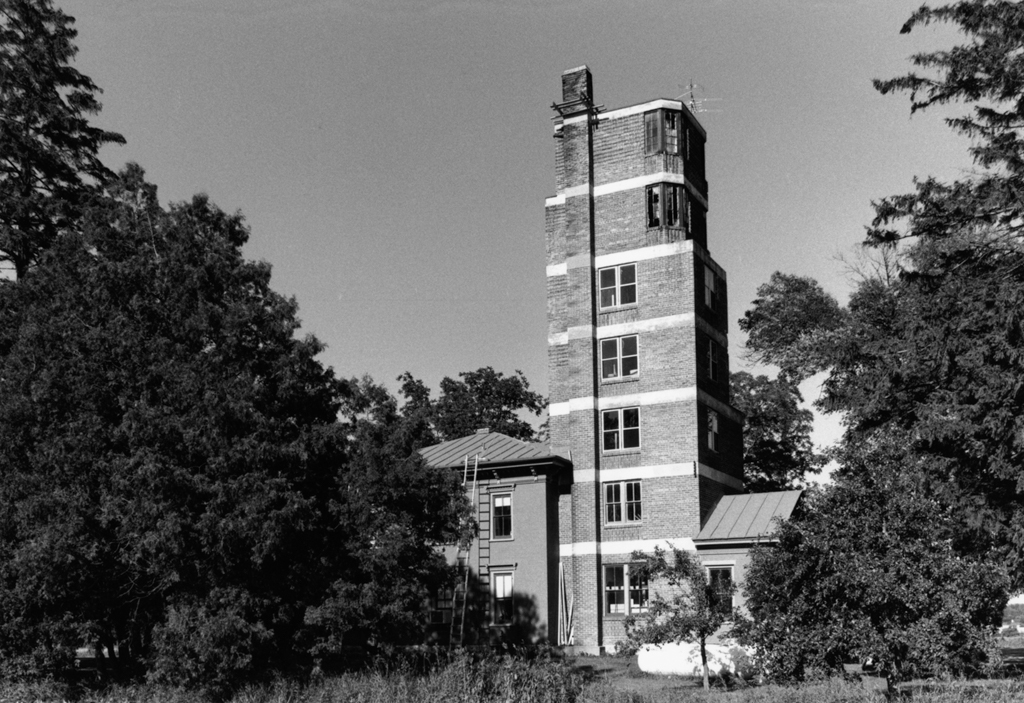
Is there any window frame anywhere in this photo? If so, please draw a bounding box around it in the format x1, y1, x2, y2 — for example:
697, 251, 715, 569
598, 263, 637, 310
605, 480, 642, 524
707, 408, 719, 451
646, 183, 686, 229
644, 110, 684, 156
706, 566, 735, 618
600, 334, 639, 381
707, 339, 720, 382
430, 586, 454, 624
602, 407, 641, 452
704, 265, 718, 312
492, 492, 513, 540
492, 571, 514, 626
604, 564, 650, 617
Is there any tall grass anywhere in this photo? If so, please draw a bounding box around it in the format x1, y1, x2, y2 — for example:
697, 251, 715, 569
1, 654, 1022, 702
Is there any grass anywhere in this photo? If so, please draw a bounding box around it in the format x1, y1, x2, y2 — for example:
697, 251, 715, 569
1, 653, 1024, 702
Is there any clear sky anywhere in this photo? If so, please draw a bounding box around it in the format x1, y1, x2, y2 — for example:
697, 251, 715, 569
58, 0, 972, 451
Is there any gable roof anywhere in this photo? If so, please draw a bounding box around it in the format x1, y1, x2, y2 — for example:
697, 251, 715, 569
695, 490, 802, 544
419, 429, 566, 469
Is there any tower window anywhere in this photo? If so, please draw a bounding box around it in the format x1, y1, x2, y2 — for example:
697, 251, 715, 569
645, 110, 683, 156
646, 184, 685, 229
601, 335, 639, 380
605, 480, 642, 523
599, 264, 637, 309
605, 565, 649, 616
704, 266, 718, 311
603, 407, 640, 451
707, 409, 719, 451
707, 339, 720, 381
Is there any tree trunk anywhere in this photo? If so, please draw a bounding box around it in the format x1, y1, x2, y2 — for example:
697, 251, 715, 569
886, 672, 899, 699
700, 635, 710, 690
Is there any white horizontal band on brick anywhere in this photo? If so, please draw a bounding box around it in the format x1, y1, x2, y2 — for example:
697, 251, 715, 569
545, 194, 564, 207
698, 389, 743, 424
549, 387, 697, 416
599, 313, 693, 339
568, 325, 593, 340
559, 537, 697, 558
593, 172, 709, 210
567, 253, 592, 270
548, 314, 695, 346
554, 183, 589, 199
595, 241, 692, 269
546, 262, 567, 277
698, 463, 743, 491
573, 462, 697, 483
549, 396, 599, 416
562, 99, 706, 135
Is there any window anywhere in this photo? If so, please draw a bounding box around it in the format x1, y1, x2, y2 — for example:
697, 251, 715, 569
605, 480, 642, 523
605, 565, 649, 615
601, 335, 638, 380
704, 265, 718, 311
493, 493, 512, 539
599, 264, 637, 309
603, 407, 640, 451
707, 409, 719, 451
646, 183, 685, 228
707, 567, 734, 618
707, 339, 720, 381
493, 572, 514, 625
430, 587, 454, 624
645, 110, 683, 155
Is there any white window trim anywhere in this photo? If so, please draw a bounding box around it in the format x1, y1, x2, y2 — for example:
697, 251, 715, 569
598, 263, 638, 310
602, 407, 641, 452
491, 571, 514, 626
706, 565, 735, 618
492, 492, 513, 541
604, 563, 650, 617
605, 480, 642, 525
601, 334, 639, 381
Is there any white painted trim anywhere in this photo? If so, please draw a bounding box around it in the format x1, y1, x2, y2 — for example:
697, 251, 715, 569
545, 194, 565, 207
700, 560, 737, 567
559, 537, 697, 557
595, 241, 692, 269
567, 253, 592, 270
547, 332, 568, 346
561, 183, 590, 199
574, 462, 697, 484
568, 325, 593, 340
549, 396, 599, 417
598, 314, 693, 340
593, 172, 708, 210
550, 387, 696, 416
561, 99, 706, 138
546, 262, 567, 277
697, 463, 743, 491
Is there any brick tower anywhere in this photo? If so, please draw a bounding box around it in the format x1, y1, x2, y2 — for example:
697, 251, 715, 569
546, 66, 744, 652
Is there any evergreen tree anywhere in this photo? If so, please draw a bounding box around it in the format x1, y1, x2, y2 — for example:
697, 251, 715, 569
0, 0, 124, 279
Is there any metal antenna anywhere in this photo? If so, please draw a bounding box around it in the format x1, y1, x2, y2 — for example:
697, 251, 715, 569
676, 81, 722, 114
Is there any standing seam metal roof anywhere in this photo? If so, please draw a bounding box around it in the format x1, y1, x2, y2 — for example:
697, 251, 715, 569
695, 489, 802, 542
418, 430, 560, 469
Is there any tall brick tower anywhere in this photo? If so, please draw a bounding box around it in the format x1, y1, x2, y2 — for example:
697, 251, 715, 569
546, 66, 744, 652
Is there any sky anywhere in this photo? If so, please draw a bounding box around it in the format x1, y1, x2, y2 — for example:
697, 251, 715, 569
56, 0, 974, 453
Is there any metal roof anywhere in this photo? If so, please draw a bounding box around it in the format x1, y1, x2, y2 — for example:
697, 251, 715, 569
695, 490, 802, 543
419, 429, 563, 469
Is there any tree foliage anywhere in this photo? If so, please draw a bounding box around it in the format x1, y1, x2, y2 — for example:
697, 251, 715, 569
0, 167, 467, 692
0, 0, 125, 279
742, 437, 1008, 695
397, 366, 546, 443
730, 371, 823, 492
622, 547, 734, 690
